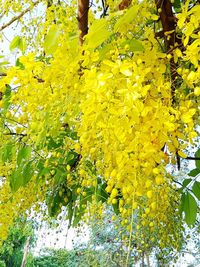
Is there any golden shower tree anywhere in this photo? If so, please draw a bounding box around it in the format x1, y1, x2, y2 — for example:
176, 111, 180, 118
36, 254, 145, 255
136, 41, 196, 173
0, 0, 199, 259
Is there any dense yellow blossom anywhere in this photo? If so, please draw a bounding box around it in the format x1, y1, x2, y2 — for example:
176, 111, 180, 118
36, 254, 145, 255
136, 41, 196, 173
0, 0, 199, 253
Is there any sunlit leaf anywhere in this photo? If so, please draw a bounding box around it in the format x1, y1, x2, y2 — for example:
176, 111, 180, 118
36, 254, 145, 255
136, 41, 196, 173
17, 146, 32, 166
10, 36, 26, 53
44, 25, 60, 54
188, 168, 200, 177
86, 18, 112, 49
192, 181, 200, 201
10, 36, 21, 51
114, 5, 139, 32
182, 192, 197, 226
182, 178, 192, 189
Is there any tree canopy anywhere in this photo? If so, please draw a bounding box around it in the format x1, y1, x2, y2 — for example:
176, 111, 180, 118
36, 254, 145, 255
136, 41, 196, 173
0, 0, 199, 264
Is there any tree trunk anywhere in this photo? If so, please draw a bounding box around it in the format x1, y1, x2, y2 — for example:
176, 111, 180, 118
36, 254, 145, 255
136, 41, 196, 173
21, 236, 31, 267
78, 0, 89, 45
145, 252, 151, 267
141, 251, 145, 267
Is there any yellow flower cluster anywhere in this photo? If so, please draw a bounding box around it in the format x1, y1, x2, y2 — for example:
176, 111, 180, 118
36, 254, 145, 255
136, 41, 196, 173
0, 0, 199, 251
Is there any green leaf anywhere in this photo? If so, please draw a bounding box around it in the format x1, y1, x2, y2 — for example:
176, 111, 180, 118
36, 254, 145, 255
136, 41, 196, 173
10, 161, 34, 192
17, 146, 32, 166
44, 25, 60, 54
10, 36, 26, 53
47, 185, 71, 218
120, 39, 144, 52
65, 129, 78, 140
0, 61, 9, 66
66, 151, 75, 162
47, 136, 62, 149
15, 58, 25, 70
72, 187, 78, 202
84, 187, 94, 203
173, 0, 181, 12
62, 189, 72, 206
195, 148, 200, 169
127, 39, 144, 52
180, 192, 185, 214
173, 0, 181, 8
10, 168, 23, 192
18, 37, 26, 54
85, 160, 96, 175
112, 200, 120, 215
10, 36, 21, 51
97, 183, 109, 203
114, 5, 139, 32
22, 161, 34, 186
192, 181, 200, 200
98, 43, 113, 60
3, 84, 11, 111
1, 142, 14, 162
182, 178, 192, 189
53, 169, 65, 185
188, 168, 200, 177
86, 18, 112, 49
66, 151, 80, 167
73, 207, 82, 227
47, 192, 62, 217
36, 167, 50, 182
182, 192, 197, 226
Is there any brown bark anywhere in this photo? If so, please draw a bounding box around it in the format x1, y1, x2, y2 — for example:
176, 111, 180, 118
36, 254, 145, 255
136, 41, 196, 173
155, 0, 182, 104
119, 0, 132, 10
155, 0, 185, 169
155, 0, 178, 50
78, 0, 89, 45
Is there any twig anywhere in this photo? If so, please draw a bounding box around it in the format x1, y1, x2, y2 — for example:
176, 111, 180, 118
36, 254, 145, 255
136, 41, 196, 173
0, 72, 7, 76
176, 151, 181, 170
4, 132, 27, 137
185, 157, 200, 160
0, 72, 44, 83
0, 1, 40, 32
100, 0, 109, 17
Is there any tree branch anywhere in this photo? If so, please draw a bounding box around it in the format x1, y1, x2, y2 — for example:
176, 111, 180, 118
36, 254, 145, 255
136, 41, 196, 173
4, 132, 27, 137
78, 0, 89, 45
185, 157, 200, 160
0, 72, 44, 83
155, 30, 164, 38
155, 0, 182, 105
0, 72, 6, 77
0, 0, 40, 32
100, 0, 109, 18
119, 0, 132, 10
